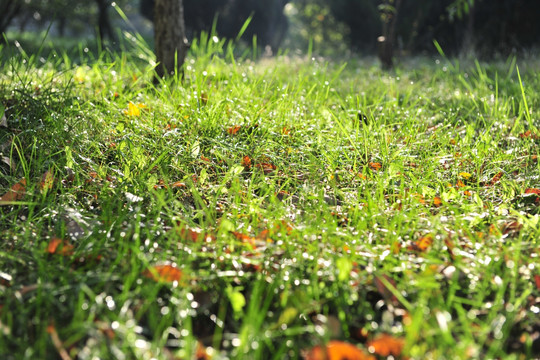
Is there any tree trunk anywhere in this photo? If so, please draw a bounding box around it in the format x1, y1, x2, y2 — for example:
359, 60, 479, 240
154, 0, 189, 79
377, 0, 402, 70
95, 0, 116, 43
460, 2, 475, 57
0, 0, 22, 42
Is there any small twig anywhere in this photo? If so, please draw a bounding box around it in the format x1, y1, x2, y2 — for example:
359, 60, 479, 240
47, 323, 73, 360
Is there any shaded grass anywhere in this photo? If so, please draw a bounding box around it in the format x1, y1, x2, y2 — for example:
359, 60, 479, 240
0, 34, 539, 359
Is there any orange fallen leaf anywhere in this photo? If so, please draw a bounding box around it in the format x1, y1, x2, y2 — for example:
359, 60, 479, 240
231, 231, 260, 247
255, 162, 276, 174
369, 162, 382, 171
0, 178, 26, 204
242, 155, 252, 168
304, 341, 375, 360
177, 226, 215, 242
196, 340, 210, 360
227, 125, 241, 135
366, 334, 405, 357
47, 237, 74, 256
410, 234, 433, 252
433, 197, 442, 207
524, 188, 540, 204
488, 172, 503, 186
143, 264, 183, 283
519, 130, 539, 139
534, 274, 540, 290
171, 181, 186, 188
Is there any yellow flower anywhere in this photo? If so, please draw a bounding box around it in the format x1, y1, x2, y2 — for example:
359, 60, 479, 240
123, 102, 146, 116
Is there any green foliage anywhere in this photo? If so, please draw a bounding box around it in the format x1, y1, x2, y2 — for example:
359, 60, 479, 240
0, 32, 539, 359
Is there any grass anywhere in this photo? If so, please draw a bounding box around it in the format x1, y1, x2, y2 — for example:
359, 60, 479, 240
0, 31, 539, 359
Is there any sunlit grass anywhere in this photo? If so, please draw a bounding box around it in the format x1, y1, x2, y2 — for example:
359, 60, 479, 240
0, 34, 539, 359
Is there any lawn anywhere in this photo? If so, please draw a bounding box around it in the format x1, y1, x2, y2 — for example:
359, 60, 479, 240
0, 34, 539, 359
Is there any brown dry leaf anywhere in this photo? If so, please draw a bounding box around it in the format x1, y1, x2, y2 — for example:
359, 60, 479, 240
143, 264, 183, 283
519, 130, 539, 139
200, 92, 208, 105
488, 171, 503, 186
524, 188, 540, 204
535, 274, 540, 290
0, 178, 26, 204
40, 170, 55, 192
47, 238, 74, 256
304, 341, 375, 360
366, 334, 405, 357
195, 340, 211, 360
255, 162, 276, 174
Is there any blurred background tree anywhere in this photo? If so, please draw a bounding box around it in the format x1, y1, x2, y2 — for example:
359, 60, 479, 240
1, 0, 540, 65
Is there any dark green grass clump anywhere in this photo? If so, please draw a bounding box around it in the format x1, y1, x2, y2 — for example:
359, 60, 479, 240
0, 37, 539, 359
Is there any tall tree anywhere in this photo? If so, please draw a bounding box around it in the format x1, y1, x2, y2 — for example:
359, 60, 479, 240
154, 0, 189, 79
0, 0, 22, 41
377, 0, 402, 70
95, 0, 116, 43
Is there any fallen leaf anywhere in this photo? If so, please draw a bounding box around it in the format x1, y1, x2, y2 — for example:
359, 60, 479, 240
534, 274, 540, 290
304, 341, 375, 360
255, 162, 276, 174
177, 226, 215, 242
519, 130, 539, 139
227, 125, 241, 135
0, 178, 26, 204
40, 170, 55, 192
200, 92, 208, 105
523, 188, 540, 204
433, 197, 442, 207
196, 340, 210, 360
459, 172, 472, 179
488, 172, 503, 186
47, 238, 74, 256
369, 162, 382, 171
366, 334, 405, 357
171, 181, 186, 188
123, 102, 145, 116
143, 264, 183, 283
410, 234, 433, 252
242, 155, 252, 168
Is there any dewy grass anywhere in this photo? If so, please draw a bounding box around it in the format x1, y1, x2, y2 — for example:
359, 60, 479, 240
0, 34, 539, 360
